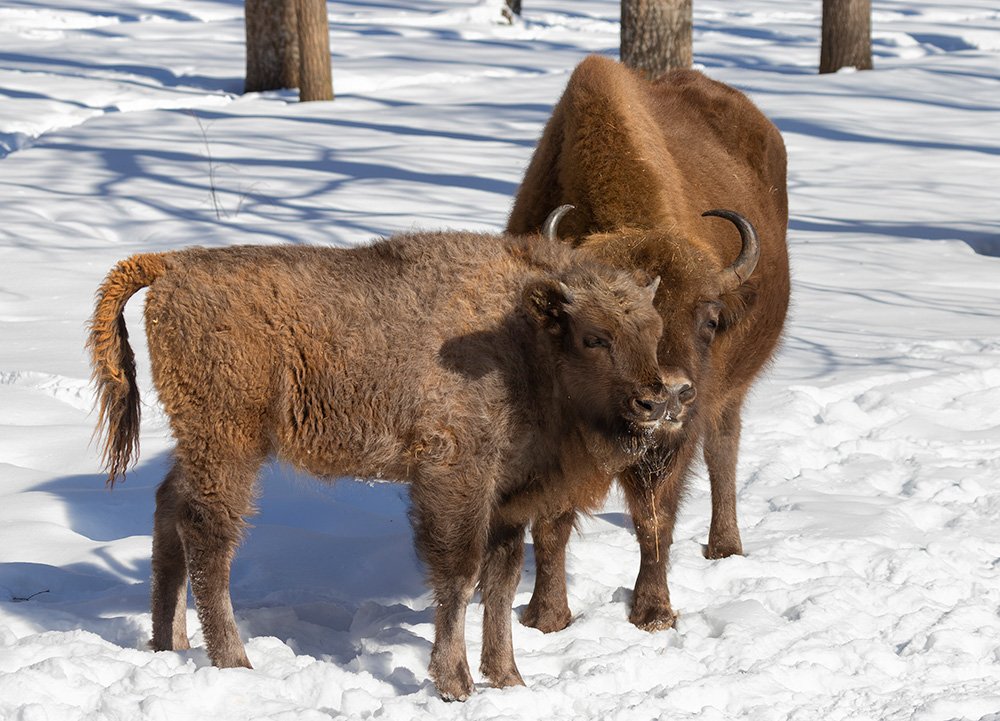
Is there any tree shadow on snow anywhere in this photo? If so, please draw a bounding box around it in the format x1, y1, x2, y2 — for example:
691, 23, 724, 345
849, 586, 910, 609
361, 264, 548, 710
775, 117, 1000, 158
790, 216, 1000, 258
0, 52, 242, 96
22, 102, 521, 248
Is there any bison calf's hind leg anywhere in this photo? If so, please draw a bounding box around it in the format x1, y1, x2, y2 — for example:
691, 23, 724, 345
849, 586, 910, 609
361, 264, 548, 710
521, 510, 574, 633
150, 466, 191, 651
175, 458, 260, 669
479, 522, 527, 688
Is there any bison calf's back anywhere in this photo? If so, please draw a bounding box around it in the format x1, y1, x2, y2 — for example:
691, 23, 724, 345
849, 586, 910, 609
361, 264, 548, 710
88, 227, 666, 700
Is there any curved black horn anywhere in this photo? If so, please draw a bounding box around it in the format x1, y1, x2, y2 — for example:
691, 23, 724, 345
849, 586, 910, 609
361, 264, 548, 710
543, 204, 575, 242
703, 209, 760, 290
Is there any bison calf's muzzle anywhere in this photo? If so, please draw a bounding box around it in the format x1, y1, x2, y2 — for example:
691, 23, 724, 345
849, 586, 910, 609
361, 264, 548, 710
629, 394, 667, 425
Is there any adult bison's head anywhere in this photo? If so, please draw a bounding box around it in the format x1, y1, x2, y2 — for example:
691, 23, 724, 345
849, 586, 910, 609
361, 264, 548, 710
566, 207, 762, 438
522, 247, 668, 448
632, 210, 762, 434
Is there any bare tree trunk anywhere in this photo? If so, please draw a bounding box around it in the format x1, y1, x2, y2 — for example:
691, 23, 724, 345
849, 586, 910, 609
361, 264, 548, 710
820, 0, 873, 74
620, 0, 692, 80
245, 0, 299, 92
296, 0, 333, 101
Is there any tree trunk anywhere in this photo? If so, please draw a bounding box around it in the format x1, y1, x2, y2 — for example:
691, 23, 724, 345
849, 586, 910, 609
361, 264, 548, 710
820, 0, 872, 74
296, 0, 334, 101
620, 0, 692, 81
245, 0, 299, 92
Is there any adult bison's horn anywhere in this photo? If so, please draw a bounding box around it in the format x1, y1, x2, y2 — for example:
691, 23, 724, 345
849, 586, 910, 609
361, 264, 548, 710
543, 204, 575, 242
703, 209, 760, 291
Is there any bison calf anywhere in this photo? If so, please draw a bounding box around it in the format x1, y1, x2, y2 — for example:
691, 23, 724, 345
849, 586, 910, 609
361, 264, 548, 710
88, 218, 667, 700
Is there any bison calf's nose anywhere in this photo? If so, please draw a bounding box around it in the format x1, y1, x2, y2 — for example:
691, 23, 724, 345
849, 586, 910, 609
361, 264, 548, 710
630, 395, 668, 423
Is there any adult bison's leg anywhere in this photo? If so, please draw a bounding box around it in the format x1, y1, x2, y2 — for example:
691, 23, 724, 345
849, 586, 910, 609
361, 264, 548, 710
410, 475, 491, 701
521, 510, 575, 633
704, 393, 746, 559
175, 454, 260, 669
150, 464, 191, 651
619, 443, 694, 630
479, 521, 527, 688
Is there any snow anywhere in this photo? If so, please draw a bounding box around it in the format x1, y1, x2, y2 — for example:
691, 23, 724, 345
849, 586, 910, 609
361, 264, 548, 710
2, 0, 999, 718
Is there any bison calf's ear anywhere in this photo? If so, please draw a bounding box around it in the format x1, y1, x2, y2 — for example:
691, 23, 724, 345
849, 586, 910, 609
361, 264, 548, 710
644, 275, 661, 303
523, 278, 574, 334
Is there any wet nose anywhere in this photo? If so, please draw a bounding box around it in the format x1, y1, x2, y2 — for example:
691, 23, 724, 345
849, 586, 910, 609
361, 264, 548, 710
630, 395, 668, 422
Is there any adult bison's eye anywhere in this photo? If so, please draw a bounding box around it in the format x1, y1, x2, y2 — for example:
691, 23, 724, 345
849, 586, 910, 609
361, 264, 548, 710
698, 301, 723, 342
584, 335, 610, 349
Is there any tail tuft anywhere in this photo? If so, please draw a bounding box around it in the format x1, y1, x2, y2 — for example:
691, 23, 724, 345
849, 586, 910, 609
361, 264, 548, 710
87, 254, 166, 487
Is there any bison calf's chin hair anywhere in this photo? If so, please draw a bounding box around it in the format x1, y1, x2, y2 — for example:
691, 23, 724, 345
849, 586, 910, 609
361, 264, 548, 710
88, 222, 665, 701
507, 54, 790, 634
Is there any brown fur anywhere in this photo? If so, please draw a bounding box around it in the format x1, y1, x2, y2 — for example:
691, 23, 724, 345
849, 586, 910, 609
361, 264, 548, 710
507, 55, 790, 631
89, 230, 669, 700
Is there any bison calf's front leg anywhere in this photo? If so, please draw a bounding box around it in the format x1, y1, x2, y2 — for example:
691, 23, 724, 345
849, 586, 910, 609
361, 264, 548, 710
479, 522, 527, 688
428, 583, 477, 701
621, 465, 684, 631
412, 481, 490, 701
521, 510, 574, 633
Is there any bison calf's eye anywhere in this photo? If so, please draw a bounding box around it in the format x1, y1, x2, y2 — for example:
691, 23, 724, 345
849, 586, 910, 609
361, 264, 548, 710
584, 335, 610, 349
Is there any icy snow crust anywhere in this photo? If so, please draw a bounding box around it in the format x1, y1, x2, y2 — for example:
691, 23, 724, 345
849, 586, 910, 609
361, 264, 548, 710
2, 1, 999, 718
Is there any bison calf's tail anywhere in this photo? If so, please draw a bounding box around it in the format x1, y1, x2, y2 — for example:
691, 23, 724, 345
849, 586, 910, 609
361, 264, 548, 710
87, 253, 166, 487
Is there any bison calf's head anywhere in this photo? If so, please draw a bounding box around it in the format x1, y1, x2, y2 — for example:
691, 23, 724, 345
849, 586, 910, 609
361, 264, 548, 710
523, 268, 667, 445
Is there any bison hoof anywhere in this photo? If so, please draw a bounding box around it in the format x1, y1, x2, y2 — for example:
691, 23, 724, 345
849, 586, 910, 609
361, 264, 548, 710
430, 660, 475, 702
636, 613, 678, 632
148, 631, 192, 652
437, 682, 474, 702
520, 601, 572, 634
629, 602, 678, 632
703, 538, 744, 560
482, 664, 525, 690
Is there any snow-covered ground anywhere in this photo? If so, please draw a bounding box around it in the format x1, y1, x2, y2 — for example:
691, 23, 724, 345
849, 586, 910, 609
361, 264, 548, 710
2, 1, 999, 718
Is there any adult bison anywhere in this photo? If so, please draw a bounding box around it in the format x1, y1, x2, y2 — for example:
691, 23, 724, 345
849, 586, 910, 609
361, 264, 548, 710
507, 55, 790, 632
88, 223, 668, 700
